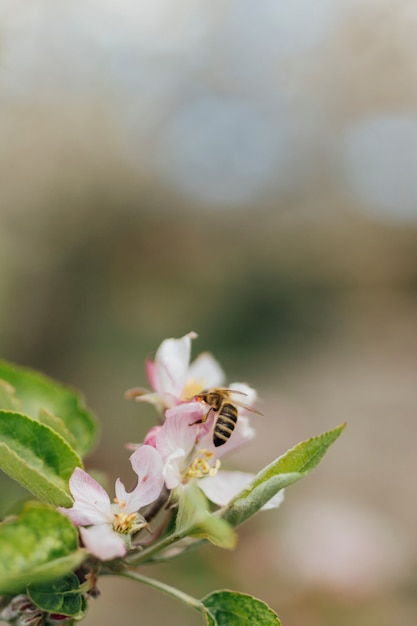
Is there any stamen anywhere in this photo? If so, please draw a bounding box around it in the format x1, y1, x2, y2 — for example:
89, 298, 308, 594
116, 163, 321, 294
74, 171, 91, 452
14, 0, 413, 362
183, 379, 204, 400
184, 449, 221, 480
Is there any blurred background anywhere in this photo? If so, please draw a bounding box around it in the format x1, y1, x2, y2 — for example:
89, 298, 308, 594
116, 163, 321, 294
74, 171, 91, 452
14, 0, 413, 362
1, 1, 417, 624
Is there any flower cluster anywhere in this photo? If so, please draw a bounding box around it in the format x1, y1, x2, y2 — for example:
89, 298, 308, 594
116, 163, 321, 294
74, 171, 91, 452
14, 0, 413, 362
59, 332, 283, 561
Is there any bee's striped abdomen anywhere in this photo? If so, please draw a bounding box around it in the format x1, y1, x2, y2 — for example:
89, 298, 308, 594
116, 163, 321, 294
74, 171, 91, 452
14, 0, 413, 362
213, 403, 238, 447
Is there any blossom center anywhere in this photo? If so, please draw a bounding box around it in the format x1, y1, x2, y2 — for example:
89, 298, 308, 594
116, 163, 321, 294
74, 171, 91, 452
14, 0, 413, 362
183, 379, 204, 400
112, 499, 148, 534
184, 449, 220, 480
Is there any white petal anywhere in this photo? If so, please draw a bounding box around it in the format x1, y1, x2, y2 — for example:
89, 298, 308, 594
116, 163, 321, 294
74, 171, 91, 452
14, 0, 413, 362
228, 382, 258, 410
199, 470, 285, 511
187, 352, 225, 389
199, 471, 254, 506
153, 332, 197, 397
163, 448, 186, 489
59, 468, 112, 526
80, 525, 126, 560
260, 489, 285, 510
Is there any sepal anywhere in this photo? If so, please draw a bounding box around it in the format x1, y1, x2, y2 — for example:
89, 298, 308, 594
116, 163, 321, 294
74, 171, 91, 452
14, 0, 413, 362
176, 482, 237, 549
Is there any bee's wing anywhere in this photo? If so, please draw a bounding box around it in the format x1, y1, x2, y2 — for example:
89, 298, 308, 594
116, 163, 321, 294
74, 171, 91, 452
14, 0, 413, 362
231, 398, 263, 416
225, 388, 248, 396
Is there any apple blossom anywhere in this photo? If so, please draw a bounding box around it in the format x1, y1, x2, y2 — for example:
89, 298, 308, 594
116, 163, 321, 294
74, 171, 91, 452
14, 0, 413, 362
137, 400, 283, 512
58, 445, 164, 560
125, 331, 225, 410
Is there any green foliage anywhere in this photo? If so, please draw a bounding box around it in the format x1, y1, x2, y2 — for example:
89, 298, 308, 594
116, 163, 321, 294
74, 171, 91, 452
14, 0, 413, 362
0, 352, 346, 626
0, 359, 98, 457
201, 591, 280, 626
221, 424, 346, 527
0, 410, 81, 506
0, 380, 21, 411
28, 573, 87, 618
176, 482, 237, 549
0, 502, 86, 595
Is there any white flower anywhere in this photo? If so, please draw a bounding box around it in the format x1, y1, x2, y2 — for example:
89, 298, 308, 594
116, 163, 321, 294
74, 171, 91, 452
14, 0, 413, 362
58, 446, 164, 560
126, 332, 225, 410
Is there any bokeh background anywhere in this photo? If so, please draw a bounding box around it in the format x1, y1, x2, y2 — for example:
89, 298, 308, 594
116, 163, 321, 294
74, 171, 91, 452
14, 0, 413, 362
1, 1, 417, 624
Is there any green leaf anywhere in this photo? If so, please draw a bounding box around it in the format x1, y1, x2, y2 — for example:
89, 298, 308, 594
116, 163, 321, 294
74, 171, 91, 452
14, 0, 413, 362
221, 424, 346, 527
0, 359, 98, 457
201, 591, 280, 626
38, 408, 79, 453
28, 572, 86, 617
0, 380, 21, 411
0, 410, 82, 506
0, 502, 86, 595
176, 482, 237, 549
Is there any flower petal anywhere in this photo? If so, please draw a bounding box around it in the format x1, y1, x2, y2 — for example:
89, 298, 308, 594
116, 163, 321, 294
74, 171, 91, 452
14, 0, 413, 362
199, 470, 285, 510
80, 525, 126, 560
58, 467, 113, 526
187, 352, 225, 391
198, 415, 255, 457
152, 332, 197, 397
124, 445, 165, 511
157, 404, 200, 459
228, 382, 258, 412
143, 425, 162, 447
163, 447, 187, 489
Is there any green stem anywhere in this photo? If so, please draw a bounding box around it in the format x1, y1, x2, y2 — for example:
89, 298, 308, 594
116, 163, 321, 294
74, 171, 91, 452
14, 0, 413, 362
125, 529, 186, 566
115, 569, 207, 620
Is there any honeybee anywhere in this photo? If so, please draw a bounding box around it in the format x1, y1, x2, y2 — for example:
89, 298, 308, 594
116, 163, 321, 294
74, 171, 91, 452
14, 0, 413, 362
193, 388, 262, 447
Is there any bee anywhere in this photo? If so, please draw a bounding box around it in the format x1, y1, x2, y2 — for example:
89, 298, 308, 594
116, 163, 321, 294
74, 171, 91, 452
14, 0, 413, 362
193, 388, 262, 447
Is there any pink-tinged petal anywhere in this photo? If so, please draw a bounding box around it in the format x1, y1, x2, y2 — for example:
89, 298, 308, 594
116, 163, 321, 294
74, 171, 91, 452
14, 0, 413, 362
126, 445, 165, 510
143, 425, 162, 447
145, 358, 157, 389
187, 352, 225, 390
198, 415, 255, 458
59, 468, 112, 526
153, 332, 197, 397
165, 401, 207, 425
79, 525, 126, 560
158, 404, 200, 459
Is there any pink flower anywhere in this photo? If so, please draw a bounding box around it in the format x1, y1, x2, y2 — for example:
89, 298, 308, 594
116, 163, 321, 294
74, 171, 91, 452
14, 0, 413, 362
139, 402, 278, 512
58, 446, 164, 560
126, 332, 225, 411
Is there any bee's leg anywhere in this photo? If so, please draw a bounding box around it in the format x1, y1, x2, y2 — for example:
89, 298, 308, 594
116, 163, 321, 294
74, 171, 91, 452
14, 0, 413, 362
189, 407, 212, 426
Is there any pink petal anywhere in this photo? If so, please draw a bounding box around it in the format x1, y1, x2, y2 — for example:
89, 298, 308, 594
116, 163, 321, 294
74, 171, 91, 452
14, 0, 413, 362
153, 332, 197, 397
143, 425, 162, 447
157, 404, 200, 459
59, 468, 112, 526
187, 352, 225, 389
79, 525, 126, 560
126, 445, 165, 510
198, 415, 255, 458
145, 358, 157, 389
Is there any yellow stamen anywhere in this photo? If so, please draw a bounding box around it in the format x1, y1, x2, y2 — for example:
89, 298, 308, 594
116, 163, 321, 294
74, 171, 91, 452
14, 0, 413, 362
183, 379, 204, 400
112, 511, 139, 534
184, 449, 221, 480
